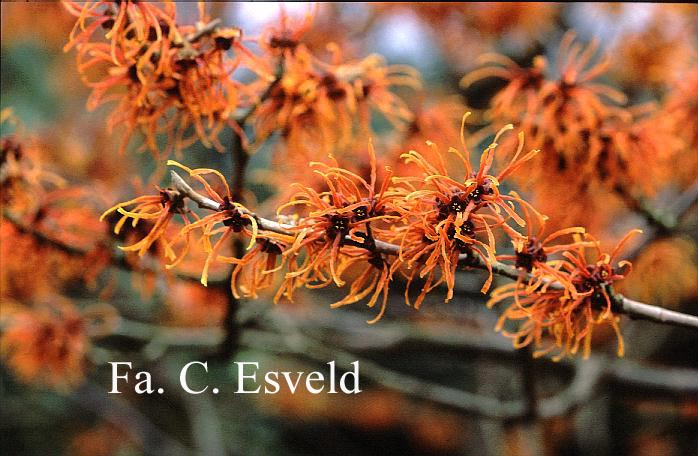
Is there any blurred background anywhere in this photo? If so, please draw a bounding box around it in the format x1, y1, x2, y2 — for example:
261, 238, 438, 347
2, 3, 698, 455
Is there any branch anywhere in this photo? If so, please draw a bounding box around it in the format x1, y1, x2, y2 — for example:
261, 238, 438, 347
239, 326, 609, 419
614, 184, 675, 233
94, 304, 698, 420
169, 171, 221, 211
671, 179, 698, 220
624, 179, 698, 264
184, 18, 222, 44
615, 178, 698, 237
105, 317, 224, 361
235, 60, 284, 126
99, 313, 698, 397
285, 306, 698, 394
168, 171, 698, 331
616, 296, 698, 329
2, 210, 86, 256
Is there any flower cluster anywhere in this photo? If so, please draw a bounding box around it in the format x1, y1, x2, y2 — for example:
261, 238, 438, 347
1, 112, 110, 296
63, 1, 267, 155
274, 142, 401, 321
4, 2, 692, 397
462, 31, 682, 230
1, 110, 66, 214
102, 115, 641, 357
488, 230, 640, 359
0, 299, 88, 388
1, 111, 117, 389
387, 119, 538, 307
0, 299, 119, 389
63, 1, 420, 162
251, 14, 420, 161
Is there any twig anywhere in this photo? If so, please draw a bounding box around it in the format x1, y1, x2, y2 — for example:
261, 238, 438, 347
614, 179, 698, 236
616, 296, 698, 329
286, 307, 698, 394
239, 326, 605, 419
167, 171, 698, 331
235, 60, 284, 126
518, 346, 538, 420
625, 179, 698, 261
2, 210, 86, 256
670, 179, 698, 220
102, 314, 698, 397
185, 18, 222, 44
240, 327, 526, 418
614, 184, 675, 233
537, 358, 605, 417
106, 317, 223, 361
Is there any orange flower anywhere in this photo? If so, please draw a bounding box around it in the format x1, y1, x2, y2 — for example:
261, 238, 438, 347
595, 106, 681, 196
100, 185, 187, 258
0, 299, 88, 388
329, 250, 392, 324
488, 229, 641, 359
1, 110, 66, 214
275, 142, 401, 317
464, 31, 628, 164
461, 53, 547, 125
461, 31, 686, 231
228, 235, 291, 300
257, 4, 315, 57
165, 161, 259, 286
287, 151, 396, 318
64, 1, 264, 155
499, 197, 588, 276
252, 43, 419, 160
391, 116, 538, 306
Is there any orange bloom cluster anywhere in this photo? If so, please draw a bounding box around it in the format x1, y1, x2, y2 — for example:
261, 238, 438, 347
388, 119, 538, 307
488, 230, 640, 359
1, 110, 66, 214
0, 111, 127, 389
102, 106, 645, 356
0, 300, 88, 388
1, 114, 110, 301
462, 31, 681, 229
63, 1, 266, 155
251, 11, 420, 160
464, 32, 629, 183
273, 143, 401, 321
662, 66, 698, 186
0, 220, 108, 304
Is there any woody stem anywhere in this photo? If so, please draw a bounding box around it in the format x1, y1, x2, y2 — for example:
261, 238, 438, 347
168, 171, 698, 331
613, 184, 675, 234
218, 61, 285, 359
